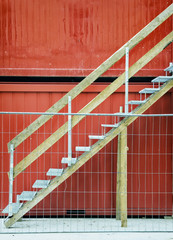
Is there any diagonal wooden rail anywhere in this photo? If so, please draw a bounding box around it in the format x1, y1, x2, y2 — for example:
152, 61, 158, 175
5, 78, 173, 228
11, 31, 173, 179
8, 3, 173, 152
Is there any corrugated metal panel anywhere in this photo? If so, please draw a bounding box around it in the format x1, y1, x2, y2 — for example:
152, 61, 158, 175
0, 83, 172, 216
0, 0, 172, 77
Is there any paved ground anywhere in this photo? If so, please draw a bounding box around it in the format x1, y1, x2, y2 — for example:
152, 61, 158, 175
1, 233, 173, 240
1, 218, 173, 239
1, 218, 173, 233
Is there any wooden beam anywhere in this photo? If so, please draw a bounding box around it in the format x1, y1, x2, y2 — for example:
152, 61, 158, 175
5, 79, 173, 228
116, 106, 123, 220
120, 127, 127, 227
8, 4, 173, 151
116, 126, 128, 226
12, 32, 173, 179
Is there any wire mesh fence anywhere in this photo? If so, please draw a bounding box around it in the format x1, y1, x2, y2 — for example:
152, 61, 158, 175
0, 112, 172, 233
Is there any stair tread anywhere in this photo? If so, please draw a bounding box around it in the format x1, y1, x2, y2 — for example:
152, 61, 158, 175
89, 135, 105, 139
47, 168, 64, 176
128, 100, 146, 105
76, 146, 91, 151
101, 123, 119, 128
18, 191, 37, 201
61, 157, 77, 164
139, 88, 160, 94
2, 202, 23, 214
164, 63, 173, 72
152, 76, 173, 83
32, 180, 50, 189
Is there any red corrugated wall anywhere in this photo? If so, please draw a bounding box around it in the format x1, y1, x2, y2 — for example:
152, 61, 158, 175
0, 0, 172, 217
0, 83, 172, 216
0, 0, 172, 77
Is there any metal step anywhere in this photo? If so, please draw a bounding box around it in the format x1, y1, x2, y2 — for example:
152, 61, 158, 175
101, 123, 119, 128
61, 158, 77, 164
2, 202, 23, 214
139, 88, 160, 94
47, 168, 64, 176
75, 146, 91, 152
89, 135, 105, 140
128, 100, 146, 105
32, 180, 50, 189
152, 76, 173, 83
164, 63, 173, 73
18, 191, 37, 201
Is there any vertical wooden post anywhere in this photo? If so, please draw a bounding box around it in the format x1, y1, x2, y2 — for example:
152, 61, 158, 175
116, 106, 123, 220
120, 127, 127, 227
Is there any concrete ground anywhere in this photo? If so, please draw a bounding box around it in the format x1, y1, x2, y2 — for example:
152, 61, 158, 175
0, 233, 173, 240
1, 218, 173, 233
1, 218, 173, 239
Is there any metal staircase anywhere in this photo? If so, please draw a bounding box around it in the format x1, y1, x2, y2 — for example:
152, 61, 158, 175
2, 4, 173, 228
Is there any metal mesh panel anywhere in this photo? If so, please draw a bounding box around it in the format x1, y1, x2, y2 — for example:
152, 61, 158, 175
0, 112, 172, 233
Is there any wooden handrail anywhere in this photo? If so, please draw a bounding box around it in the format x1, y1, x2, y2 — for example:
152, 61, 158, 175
12, 31, 173, 179
5, 78, 173, 228
8, 3, 173, 152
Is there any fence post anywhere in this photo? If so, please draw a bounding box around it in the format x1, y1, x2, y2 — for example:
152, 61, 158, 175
9, 144, 14, 217
116, 106, 123, 220
120, 127, 128, 227
116, 106, 128, 227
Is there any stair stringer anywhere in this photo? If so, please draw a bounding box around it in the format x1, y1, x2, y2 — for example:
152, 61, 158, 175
4, 79, 173, 228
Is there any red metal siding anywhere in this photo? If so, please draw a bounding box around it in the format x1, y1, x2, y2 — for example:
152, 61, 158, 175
0, 83, 172, 216
0, 0, 172, 77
